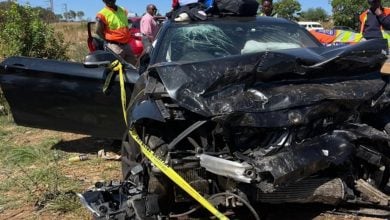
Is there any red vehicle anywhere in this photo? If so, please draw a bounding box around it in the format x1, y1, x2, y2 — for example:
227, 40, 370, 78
127, 17, 144, 56
87, 17, 144, 57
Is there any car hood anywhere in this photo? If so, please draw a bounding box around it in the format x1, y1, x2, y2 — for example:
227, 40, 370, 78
152, 39, 388, 120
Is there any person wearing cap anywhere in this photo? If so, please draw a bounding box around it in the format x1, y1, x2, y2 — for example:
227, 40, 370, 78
360, 0, 390, 41
140, 4, 159, 43
96, 0, 136, 65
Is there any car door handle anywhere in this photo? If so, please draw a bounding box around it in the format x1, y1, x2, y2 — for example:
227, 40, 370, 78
4, 63, 28, 70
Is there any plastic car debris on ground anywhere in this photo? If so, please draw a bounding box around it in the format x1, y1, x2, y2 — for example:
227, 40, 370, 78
97, 149, 121, 160
67, 151, 121, 162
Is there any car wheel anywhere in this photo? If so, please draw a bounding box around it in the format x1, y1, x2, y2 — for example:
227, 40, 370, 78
121, 128, 172, 212
121, 129, 141, 181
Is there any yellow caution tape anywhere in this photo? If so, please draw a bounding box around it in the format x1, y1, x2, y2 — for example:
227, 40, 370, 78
111, 60, 128, 125
129, 129, 228, 220
112, 60, 228, 220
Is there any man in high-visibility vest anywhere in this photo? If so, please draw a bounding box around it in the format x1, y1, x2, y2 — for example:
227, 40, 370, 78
360, 0, 390, 43
96, 0, 136, 65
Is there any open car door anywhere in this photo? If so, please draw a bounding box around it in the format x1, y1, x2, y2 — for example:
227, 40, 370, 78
0, 55, 137, 139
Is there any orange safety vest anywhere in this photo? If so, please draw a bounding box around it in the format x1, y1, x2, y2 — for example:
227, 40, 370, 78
96, 6, 130, 44
360, 8, 390, 34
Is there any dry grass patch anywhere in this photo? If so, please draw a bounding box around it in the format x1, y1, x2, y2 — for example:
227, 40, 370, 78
51, 22, 89, 62
0, 115, 121, 219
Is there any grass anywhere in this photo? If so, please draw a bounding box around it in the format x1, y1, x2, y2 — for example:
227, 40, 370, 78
6, 147, 50, 166
0, 114, 121, 219
0, 116, 84, 215
51, 22, 89, 62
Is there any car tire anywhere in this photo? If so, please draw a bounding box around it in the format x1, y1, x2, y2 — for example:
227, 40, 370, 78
121, 128, 172, 212
121, 129, 169, 179
121, 130, 141, 181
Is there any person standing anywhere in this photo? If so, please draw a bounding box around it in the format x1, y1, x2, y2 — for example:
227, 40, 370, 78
360, 0, 390, 41
96, 0, 136, 65
140, 4, 159, 43
259, 0, 277, 17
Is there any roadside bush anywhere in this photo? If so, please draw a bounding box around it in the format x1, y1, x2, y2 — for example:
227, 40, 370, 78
0, 3, 69, 60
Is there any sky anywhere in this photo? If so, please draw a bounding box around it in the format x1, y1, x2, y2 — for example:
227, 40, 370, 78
16, 0, 332, 21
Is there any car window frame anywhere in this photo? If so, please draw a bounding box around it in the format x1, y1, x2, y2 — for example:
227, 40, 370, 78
153, 20, 322, 64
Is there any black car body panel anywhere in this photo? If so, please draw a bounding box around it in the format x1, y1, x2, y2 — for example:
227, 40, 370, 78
0, 56, 135, 138
153, 39, 387, 122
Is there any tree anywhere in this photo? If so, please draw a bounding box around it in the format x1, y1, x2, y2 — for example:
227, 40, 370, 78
331, 0, 390, 29
34, 6, 58, 22
0, 1, 14, 23
273, 0, 301, 21
300, 7, 328, 21
0, 3, 68, 60
331, 0, 367, 28
68, 10, 76, 20
63, 12, 69, 21
55, 13, 63, 20
76, 11, 84, 21
383, 0, 390, 7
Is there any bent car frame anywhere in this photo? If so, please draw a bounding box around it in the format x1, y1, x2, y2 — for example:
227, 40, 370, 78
2, 16, 390, 219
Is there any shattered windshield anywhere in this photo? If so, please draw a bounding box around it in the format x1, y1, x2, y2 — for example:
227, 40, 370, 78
156, 21, 320, 63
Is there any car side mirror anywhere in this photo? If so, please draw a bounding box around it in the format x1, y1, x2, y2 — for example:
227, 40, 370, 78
84, 50, 116, 68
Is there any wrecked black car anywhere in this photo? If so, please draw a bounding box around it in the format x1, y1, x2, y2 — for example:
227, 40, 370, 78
2, 16, 390, 219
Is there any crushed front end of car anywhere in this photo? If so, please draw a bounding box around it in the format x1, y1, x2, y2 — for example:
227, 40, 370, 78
81, 38, 390, 219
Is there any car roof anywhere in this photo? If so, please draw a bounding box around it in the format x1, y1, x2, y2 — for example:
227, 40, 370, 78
166, 16, 298, 27
298, 21, 322, 25
128, 17, 141, 22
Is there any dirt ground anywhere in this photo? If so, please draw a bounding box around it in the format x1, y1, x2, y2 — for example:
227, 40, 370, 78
0, 118, 122, 220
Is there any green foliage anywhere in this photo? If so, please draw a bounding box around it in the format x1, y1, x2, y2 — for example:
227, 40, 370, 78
6, 147, 49, 166
35, 6, 59, 22
300, 7, 328, 21
331, 0, 390, 28
56, 13, 63, 20
4, 136, 61, 167
383, 0, 390, 7
76, 11, 85, 21
43, 192, 83, 213
0, 3, 69, 60
63, 10, 84, 21
331, 0, 367, 28
1, 165, 83, 213
62, 10, 85, 21
0, 2, 59, 23
274, 0, 301, 20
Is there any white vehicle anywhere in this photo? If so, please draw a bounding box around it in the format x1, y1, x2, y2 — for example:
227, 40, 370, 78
298, 21, 324, 31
